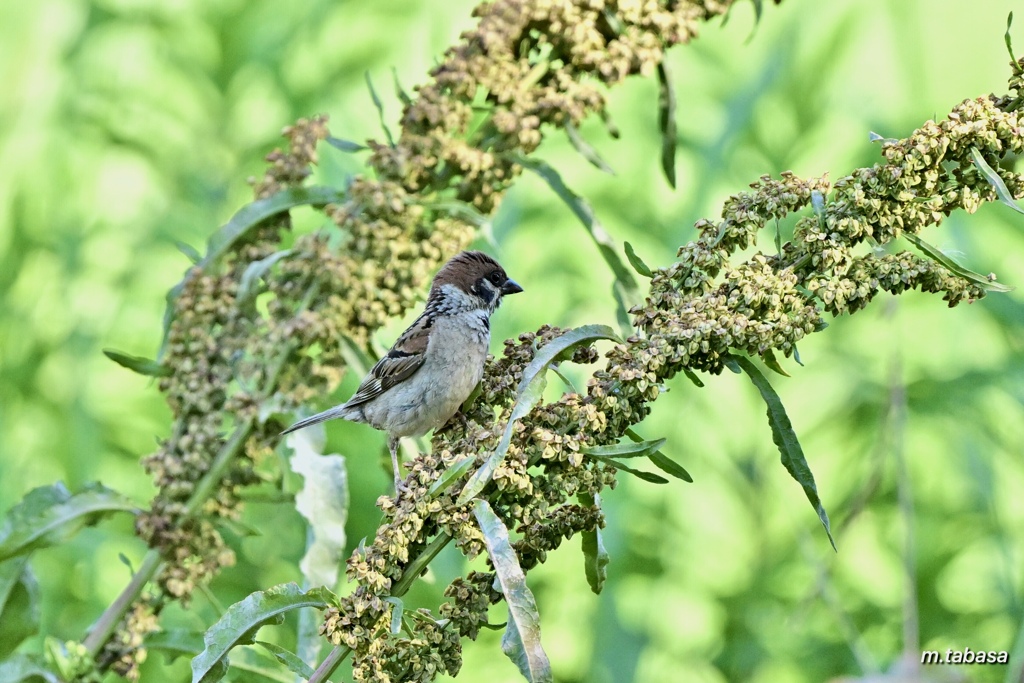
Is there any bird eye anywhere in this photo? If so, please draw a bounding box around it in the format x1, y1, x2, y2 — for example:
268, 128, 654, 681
488, 271, 504, 285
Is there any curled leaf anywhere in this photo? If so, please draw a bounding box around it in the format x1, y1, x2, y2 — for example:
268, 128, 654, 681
0, 483, 137, 563
970, 146, 1024, 219
473, 501, 552, 683
457, 325, 620, 504
190, 583, 336, 683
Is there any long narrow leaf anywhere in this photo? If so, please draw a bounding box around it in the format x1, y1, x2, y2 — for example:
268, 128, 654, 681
202, 187, 346, 268
0, 483, 137, 563
365, 72, 395, 147
590, 457, 669, 484
624, 429, 692, 482
584, 438, 666, 459
512, 154, 642, 327
473, 501, 552, 683
457, 325, 620, 504
970, 146, 1024, 217
623, 241, 653, 277
190, 584, 335, 683
656, 61, 678, 188
731, 356, 836, 550
905, 232, 1012, 293
565, 122, 616, 175
648, 451, 693, 483
103, 349, 172, 378
429, 455, 477, 497
578, 493, 609, 594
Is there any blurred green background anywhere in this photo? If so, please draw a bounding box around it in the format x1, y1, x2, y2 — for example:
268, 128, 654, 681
2, 0, 1023, 681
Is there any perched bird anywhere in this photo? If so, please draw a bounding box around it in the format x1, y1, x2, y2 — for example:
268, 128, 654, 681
281, 251, 523, 490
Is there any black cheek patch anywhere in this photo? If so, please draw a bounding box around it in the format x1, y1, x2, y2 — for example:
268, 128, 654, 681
473, 280, 495, 304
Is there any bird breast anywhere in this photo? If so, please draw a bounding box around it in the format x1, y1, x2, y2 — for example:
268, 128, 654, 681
362, 310, 490, 438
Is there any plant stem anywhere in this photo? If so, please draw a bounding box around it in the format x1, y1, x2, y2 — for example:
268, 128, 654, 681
307, 533, 453, 682
81, 420, 253, 659
83, 550, 162, 656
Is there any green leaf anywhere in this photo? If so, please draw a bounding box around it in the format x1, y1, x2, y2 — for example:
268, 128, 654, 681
0, 483, 137, 563
253, 641, 315, 680
0, 654, 60, 683
682, 367, 705, 387
591, 457, 669, 484
1007, 12, 1021, 74
723, 357, 742, 374
145, 629, 205, 661
237, 250, 292, 312
175, 240, 202, 263
325, 136, 368, 153
565, 122, 615, 175
289, 431, 348, 588
365, 71, 395, 147
971, 146, 1024, 218
102, 349, 172, 377
623, 429, 692, 482
905, 232, 1012, 293
731, 355, 836, 551
473, 501, 552, 683
623, 241, 653, 278
204, 186, 346, 268
761, 349, 791, 377
457, 325, 620, 504
428, 455, 477, 497
648, 451, 693, 483
422, 199, 492, 228
511, 154, 642, 328
384, 597, 405, 635
392, 67, 413, 106
190, 583, 336, 683
0, 557, 38, 658
578, 493, 609, 595
656, 61, 678, 188
584, 438, 666, 459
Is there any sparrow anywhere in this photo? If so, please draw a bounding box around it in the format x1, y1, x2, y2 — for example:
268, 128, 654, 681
281, 251, 523, 490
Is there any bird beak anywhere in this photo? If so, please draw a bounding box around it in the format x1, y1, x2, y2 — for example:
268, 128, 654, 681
501, 279, 523, 295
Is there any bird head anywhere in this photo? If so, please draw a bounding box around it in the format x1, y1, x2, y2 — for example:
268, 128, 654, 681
429, 251, 523, 314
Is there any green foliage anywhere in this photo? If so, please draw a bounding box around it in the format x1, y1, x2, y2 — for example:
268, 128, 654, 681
0, 483, 137, 563
191, 583, 335, 683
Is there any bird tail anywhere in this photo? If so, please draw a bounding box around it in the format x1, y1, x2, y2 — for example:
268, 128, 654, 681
280, 405, 352, 435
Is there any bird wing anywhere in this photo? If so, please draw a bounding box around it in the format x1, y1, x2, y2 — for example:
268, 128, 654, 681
343, 313, 431, 408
